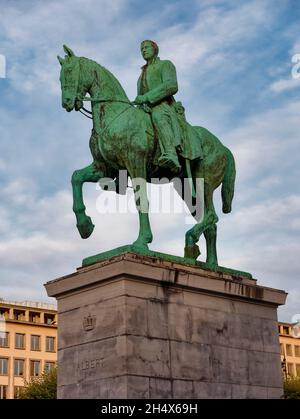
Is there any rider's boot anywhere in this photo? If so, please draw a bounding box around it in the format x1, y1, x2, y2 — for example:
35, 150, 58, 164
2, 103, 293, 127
158, 150, 181, 174
152, 109, 182, 174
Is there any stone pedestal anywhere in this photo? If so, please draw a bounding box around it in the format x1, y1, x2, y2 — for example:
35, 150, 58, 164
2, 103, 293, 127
45, 250, 287, 399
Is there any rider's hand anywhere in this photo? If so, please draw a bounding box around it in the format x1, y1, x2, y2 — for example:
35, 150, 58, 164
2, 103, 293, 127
134, 94, 149, 105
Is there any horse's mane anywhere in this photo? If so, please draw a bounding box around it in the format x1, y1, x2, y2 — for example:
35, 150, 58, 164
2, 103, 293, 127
81, 57, 129, 101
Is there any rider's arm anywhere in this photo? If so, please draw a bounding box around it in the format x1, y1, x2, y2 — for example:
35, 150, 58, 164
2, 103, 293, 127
144, 60, 178, 105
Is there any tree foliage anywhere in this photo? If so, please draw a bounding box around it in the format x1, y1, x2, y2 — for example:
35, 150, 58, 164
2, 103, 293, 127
18, 368, 57, 399
283, 376, 300, 399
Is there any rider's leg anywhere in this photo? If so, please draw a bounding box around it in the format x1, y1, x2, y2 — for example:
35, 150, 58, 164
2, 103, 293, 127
151, 105, 181, 173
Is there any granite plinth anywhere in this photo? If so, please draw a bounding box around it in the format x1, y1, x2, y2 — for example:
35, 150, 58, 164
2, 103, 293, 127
45, 250, 287, 399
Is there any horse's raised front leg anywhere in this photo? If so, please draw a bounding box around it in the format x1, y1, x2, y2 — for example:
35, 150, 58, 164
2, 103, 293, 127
129, 169, 153, 250
71, 163, 102, 239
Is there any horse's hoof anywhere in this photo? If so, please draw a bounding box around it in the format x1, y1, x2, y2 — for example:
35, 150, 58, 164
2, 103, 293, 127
184, 244, 200, 260
77, 217, 95, 239
132, 240, 149, 252
205, 259, 218, 271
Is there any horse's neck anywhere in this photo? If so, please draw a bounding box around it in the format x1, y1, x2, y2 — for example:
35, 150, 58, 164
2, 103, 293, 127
89, 61, 129, 102
87, 61, 130, 131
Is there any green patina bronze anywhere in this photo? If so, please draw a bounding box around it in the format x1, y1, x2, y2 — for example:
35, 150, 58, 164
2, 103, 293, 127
82, 245, 252, 279
58, 42, 237, 270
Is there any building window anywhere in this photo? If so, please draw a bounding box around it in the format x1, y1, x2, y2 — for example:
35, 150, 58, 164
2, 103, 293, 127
29, 311, 40, 323
15, 333, 25, 349
14, 359, 24, 377
287, 363, 295, 377
280, 343, 285, 356
295, 346, 300, 358
30, 360, 40, 377
13, 310, 25, 321
46, 336, 55, 352
44, 314, 56, 325
283, 326, 290, 335
14, 386, 23, 399
0, 308, 9, 320
0, 358, 8, 375
44, 362, 56, 373
296, 364, 300, 377
0, 331, 9, 348
0, 385, 7, 399
286, 344, 293, 357
31, 335, 41, 351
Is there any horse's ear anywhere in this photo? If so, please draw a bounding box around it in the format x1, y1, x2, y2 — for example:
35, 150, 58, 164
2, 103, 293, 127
63, 45, 75, 57
57, 55, 64, 66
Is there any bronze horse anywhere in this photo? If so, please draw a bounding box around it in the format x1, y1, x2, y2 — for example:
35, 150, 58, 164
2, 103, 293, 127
58, 45, 236, 268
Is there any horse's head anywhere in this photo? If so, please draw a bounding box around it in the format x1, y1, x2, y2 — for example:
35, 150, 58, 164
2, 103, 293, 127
57, 45, 85, 112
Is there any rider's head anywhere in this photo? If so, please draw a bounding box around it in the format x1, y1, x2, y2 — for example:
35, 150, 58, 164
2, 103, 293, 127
140, 40, 159, 62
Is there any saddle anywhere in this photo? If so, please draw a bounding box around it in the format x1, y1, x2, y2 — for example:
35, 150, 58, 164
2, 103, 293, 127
173, 102, 203, 162
142, 101, 204, 165
111, 102, 204, 196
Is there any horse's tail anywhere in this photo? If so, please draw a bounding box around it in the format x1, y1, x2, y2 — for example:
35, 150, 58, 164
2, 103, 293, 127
221, 147, 236, 214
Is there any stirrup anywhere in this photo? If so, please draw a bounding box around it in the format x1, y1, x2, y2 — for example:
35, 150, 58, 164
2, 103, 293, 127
158, 154, 181, 174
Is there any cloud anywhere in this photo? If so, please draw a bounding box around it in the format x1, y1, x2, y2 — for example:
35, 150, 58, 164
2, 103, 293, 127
224, 99, 300, 186
270, 77, 300, 93
222, 195, 300, 237
159, 0, 276, 70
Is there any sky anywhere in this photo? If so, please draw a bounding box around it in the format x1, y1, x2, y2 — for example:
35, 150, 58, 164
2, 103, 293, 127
0, 0, 299, 321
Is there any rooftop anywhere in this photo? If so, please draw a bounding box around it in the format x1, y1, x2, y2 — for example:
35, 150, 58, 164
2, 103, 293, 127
0, 298, 57, 311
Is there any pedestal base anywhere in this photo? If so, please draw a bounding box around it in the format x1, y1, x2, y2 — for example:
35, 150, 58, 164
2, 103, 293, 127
45, 250, 287, 399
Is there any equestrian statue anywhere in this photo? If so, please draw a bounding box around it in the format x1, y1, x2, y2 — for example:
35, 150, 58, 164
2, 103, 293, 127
57, 41, 236, 269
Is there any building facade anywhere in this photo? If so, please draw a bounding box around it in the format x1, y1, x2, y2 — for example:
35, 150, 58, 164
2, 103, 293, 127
0, 299, 57, 399
278, 322, 300, 378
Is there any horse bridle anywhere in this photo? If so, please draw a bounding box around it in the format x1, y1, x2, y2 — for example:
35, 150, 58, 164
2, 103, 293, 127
73, 58, 135, 120
78, 97, 135, 120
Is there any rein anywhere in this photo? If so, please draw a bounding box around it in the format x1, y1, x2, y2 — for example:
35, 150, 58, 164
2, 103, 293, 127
77, 96, 137, 137
77, 96, 136, 120
79, 108, 93, 119
80, 96, 135, 105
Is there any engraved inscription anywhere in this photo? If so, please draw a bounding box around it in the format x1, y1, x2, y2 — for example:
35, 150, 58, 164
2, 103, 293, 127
78, 358, 104, 371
